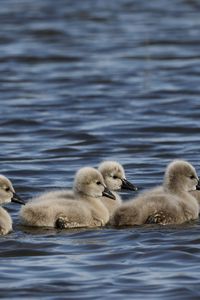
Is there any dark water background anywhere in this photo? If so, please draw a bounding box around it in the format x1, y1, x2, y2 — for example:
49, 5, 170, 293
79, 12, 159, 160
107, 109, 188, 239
1, 0, 200, 299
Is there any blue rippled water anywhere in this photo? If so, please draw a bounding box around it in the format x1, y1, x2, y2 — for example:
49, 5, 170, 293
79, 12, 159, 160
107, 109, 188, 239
1, 0, 200, 299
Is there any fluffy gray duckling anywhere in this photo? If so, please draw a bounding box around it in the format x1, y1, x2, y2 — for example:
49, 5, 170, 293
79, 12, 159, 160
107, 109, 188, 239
113, 160, 200, 226
20, 167, 115, 229
98, 161, 137, 218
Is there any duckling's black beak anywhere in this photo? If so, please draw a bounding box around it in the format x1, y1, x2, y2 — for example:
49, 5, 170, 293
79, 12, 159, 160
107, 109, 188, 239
121, 178, 138, 191
196, 181, 200, 190
11, 193, 25, 205
102, 187, 116, 200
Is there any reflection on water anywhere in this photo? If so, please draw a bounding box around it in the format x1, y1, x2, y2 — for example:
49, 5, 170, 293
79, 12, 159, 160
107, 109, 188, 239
1, 0, 200, 299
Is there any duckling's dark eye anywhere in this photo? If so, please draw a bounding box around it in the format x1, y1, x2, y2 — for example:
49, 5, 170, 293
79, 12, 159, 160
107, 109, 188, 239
96, 181, 101, 185
190, 175, 195, 180
113, 176, 118, 179
5, 187, 10, 192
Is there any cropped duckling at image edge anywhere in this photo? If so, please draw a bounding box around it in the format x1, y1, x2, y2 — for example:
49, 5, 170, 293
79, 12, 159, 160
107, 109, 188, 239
0, 175, 24, 235
190, 182, 200, 209
113, 160, 200, 226
98, 161, 137, 218
20, 167, 115, 229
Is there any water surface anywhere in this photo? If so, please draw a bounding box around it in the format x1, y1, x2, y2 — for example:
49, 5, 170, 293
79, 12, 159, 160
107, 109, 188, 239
1, 0, 200, 299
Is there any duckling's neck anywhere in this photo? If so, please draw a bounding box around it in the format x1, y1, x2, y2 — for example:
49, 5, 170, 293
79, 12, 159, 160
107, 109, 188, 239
74, 189, 100, 203
163, 183, 188, 197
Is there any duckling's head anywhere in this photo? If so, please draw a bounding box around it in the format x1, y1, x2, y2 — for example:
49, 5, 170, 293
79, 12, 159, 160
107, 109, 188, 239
98, 161, 137, 191
73, 167, 115, 200
163, 160, 199, 193
0, 175, 24, 205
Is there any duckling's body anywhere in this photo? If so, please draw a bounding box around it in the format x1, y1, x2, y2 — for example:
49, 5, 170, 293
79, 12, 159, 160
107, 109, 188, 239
20, 167, 115, 229
20, 196, 107, 228
113, 160, 199, 226
0, 208, 12, 235
101, 191, 122, 217
0, 175, 24, 235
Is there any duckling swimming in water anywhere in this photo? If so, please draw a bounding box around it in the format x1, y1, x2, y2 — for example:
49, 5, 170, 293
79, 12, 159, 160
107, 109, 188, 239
23, 161, 137, 221
0, 175, 24, 235
20, 167, 115, 229
98, 161, 137, 218
113, 160, 200, 226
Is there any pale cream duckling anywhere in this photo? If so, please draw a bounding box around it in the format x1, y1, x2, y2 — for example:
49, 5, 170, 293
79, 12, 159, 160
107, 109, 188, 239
98, 161, 137, 218
0, 175, 24, 235
20, 167, 115, 229
113, 160, 200, 226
